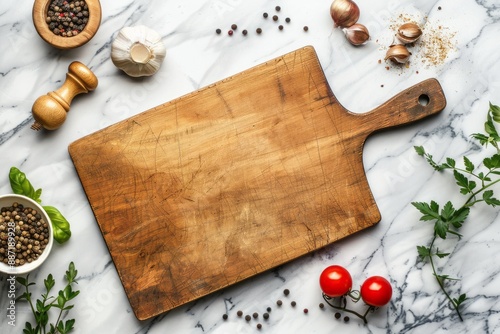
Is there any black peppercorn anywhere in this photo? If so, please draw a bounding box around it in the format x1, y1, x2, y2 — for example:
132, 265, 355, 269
276, 300, 282, 306
319, 303, 324, 309
256, 28, 262, 34
231, 23, 237, 30
257, 323, 262, 330
266, 307, 272, 312
237, 310, 243, 317
263, 313, 269, 320
278, 25, 283, 30
273, 15, 278, 21
263, 12, 268, 18
275, 6, 281, 11
245, 315, 251, 322
285, 17, 291, 23
216, 28, 221, 34
344, 316, 350, 322
291, 301, 296, 307
242, 29, 247, 35
335, 312, 341, 319
222, 314, 228, 320
253, 312, 258, 319
303, 26, 309, 32
283, 289, 290, 296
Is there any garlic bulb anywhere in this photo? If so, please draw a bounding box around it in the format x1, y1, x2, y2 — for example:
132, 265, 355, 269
385, 44, 411, 64
397, 23, 422, 44
330, 0, 360, 28
343, 23, 369, 46
111, 25, 166, 77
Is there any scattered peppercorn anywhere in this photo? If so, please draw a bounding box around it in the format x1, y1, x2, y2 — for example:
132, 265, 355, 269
237, 310, 243, 317
276, 300, 282, 306
344, 316, 350, 322
278, 25, 284, 30
222, 314, 228, 320
438, 6, 442, 10
285, 17, 291, 23
263, 12, 268, 18
275, 6, 281, 12
263, 312, 269, 320
267, 307, 272, 312
303, 26, 309, 32
256, 28, 262, 34
253, 312, 259, 319
319, 303, 325, 309
257, 323, 262, 330
242, 29, 248, 36
231, 24, 237, 30
283, 289, 290, 296
273, 15, 279, 21
245, 315, 251, 322
335, 312, 341, 319
291, 301, 296, 307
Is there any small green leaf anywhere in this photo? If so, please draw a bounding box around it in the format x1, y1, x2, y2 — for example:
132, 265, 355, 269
441, 201, 455, 221
446, 158, 456, 168
454, 170, 475, 194
484, 154, 500, 170
471, 133, 490, 145
417, 245, 431, 258
414, 146, 426, 156
44, 274, 55, 294
434, 219, 449, 239
65, 261, 78, 283
463, 156, 474, 172
453, 293, 468, 306
42, 206, 72, 244
16, 276, 28, 286
483, 191, 500, 206
9, 167, 42, 203
412, 201, 440, 221
449, 207, 470, 229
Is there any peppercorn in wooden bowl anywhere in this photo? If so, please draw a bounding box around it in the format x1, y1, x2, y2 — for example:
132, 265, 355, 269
0, 194, 54, 275
32, 0, 101, 49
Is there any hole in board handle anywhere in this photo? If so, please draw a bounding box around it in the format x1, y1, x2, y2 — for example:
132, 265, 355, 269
418, 94, 430, 106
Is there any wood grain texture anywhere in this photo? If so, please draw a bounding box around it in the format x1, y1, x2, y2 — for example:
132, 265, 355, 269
68, 46, 446, 320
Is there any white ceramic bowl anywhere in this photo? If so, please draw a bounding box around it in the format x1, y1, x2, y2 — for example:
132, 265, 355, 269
0, 194, 53, 275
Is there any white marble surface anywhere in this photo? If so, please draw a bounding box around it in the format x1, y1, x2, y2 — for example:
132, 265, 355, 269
1, 0, 500, 333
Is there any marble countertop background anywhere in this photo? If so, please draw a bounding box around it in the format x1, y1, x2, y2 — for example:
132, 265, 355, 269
1, 0, 500, 333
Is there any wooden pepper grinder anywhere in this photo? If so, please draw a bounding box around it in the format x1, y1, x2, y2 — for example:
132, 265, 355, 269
31, 61, 98, 131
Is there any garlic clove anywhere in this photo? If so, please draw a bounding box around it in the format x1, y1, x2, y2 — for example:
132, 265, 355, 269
384, 44, 411, 64
330, 0, 360, 28
111, 25, 166, 77
397, 22, 422, 44
343, 23, 369, 46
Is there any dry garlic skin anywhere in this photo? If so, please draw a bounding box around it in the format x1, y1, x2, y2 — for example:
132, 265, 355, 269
111, 25, 166, 77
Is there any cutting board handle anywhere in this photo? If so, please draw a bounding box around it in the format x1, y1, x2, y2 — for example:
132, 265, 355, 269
358, 78, 446, 134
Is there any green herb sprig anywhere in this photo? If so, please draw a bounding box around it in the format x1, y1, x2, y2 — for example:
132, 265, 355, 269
412, 102, 500, 320
8, 167, 71, 243
16, 262, 80, 334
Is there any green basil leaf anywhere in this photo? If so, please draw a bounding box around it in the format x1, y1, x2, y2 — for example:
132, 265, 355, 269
9, 167, 42, 203
42, 206, 71, 244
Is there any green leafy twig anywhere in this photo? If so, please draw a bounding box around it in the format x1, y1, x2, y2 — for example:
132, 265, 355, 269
8, 167, 71, 243
16, 262, 80, 334
412, 102, 500, 320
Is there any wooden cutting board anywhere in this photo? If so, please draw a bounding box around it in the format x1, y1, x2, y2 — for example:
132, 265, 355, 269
68, 46, 446, 320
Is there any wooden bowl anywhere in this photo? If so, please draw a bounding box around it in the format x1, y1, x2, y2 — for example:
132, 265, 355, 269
33, 0, 102, 49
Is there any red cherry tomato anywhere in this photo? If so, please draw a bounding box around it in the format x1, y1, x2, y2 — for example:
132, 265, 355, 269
319, 265, 353, 297
360, 276, 392, 307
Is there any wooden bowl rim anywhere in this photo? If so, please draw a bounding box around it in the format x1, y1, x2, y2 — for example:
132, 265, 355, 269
32, 0, 102, 50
